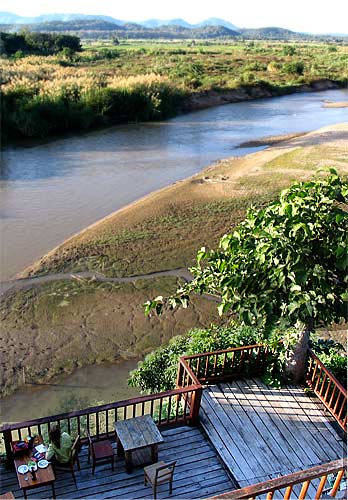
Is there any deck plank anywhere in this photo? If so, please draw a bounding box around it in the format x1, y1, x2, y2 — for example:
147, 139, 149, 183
0, 425, 235, 500
200, 379, 345, 492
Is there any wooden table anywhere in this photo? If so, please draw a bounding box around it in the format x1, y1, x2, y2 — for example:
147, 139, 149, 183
115, 415, 164, 473
14, 448, 56, 499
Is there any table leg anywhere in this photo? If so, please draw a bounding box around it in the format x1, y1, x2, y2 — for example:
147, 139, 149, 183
23, 489, 28, 499
52, 482, 56, 499
151, 444, 158, 463
125, 450, 133, 474
116, 437, 124, 457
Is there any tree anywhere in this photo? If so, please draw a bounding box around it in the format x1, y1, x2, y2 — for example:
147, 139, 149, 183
145, 170, 348, 330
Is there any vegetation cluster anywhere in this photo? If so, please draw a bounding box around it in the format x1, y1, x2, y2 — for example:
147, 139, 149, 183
128, 323, 347, 393
1, 38, 347, 142
0, 31, 81, 56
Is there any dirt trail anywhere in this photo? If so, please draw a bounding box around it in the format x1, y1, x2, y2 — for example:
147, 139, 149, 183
0, 268, 193, 298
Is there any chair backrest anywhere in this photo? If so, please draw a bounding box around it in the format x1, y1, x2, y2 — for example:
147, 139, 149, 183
155, 461, 176, 485
71, 435, 81, 464
85, 430, 95, 458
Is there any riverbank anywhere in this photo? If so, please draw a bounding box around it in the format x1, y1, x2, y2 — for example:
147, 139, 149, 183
18, 122, 348, 279
11, 119, 348, 282
1, 122, 348, 397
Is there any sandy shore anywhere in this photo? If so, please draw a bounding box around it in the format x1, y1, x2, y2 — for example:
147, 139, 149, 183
322, 101, 348, 108
19, 122, 348, 279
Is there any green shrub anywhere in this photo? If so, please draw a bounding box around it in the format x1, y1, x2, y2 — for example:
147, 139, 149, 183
128, 322, 298, 393
282, 61, 305, 75
310, 338, 347, 386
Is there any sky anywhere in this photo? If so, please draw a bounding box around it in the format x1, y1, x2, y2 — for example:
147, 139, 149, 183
2, 0, 348, 34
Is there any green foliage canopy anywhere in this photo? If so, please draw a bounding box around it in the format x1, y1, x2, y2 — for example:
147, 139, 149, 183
145, 171, 348, 327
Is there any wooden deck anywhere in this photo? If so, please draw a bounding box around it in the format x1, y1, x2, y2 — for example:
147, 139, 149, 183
200, 378, 346, 494
0, 426, 235, 499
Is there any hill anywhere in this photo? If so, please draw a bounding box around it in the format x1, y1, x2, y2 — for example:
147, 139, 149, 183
0, 19, 240, 39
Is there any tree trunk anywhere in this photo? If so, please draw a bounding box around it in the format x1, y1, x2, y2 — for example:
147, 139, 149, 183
284, 321, 312, 383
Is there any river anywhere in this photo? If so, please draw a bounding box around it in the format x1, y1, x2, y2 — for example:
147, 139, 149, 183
0, 88, 347, 425
1, 89, 347, 282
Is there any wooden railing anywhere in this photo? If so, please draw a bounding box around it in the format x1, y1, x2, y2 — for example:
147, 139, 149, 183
209, 458, 347, 499
180, 344, 269, 384
306, 349, 347, 433
0, 385, 201, 461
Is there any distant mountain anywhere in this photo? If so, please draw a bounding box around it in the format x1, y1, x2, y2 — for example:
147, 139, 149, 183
141, 18, 192, 29
0, 11, 126, 25
0, 12, 345, 39
239, 27, 297, 39
2, 19, 240, 39
195, 18, 239, 31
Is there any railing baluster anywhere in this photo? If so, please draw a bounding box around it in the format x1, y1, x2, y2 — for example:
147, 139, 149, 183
183, 391, 189, 418
175, 394, 180, 422
213, 354, 218, 377
328, 386, 337, 408
167, 396, 172, 424
222, 352, 227, 375
319, 372, 327, 396
315, 474, 328, 499
311, 358, 319, 383
123, 406, 127, 421
204, 355, 209, 379
197, 357, 201, 378
106, 410, 109, 434
132, 404, 136, 418
315, 367, 323, 391
266, 491, 274, 499
337, 399, 345, 421
332, 392, 341, 415
77, 416, 81, 437
323, 379, 332, 403
67, 418, 71, 435
150, 400, 154, 418
96, 412, 100, 438
299, 480, 310, 499
284, 485, 293, 499
158, 397, 163, 425
330, 469, 345, 497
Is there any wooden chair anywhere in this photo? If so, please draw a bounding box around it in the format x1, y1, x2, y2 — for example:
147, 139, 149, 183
144, 460, 176, 499
54, 435, 81, 486
0, 492, 15, 499
86, 430, 115, 474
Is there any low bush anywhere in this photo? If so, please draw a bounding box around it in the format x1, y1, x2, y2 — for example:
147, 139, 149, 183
128, 322, 301, 393
310, 338, 347, 386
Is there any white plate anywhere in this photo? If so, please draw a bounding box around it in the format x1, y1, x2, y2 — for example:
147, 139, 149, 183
38, 459, 49, 469
17, 464, 29, 474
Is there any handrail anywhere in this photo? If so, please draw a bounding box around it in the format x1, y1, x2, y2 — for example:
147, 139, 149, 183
0, 384, 201, 460
183, 344, 264, 359
306, 349, 347, 433
181, 344, 268, 383
209, 458, 347, 499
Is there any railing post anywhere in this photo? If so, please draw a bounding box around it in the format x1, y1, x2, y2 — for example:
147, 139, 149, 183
176, 360, 184, 389
189, 387, 202, 426
3, 429, 13, 464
